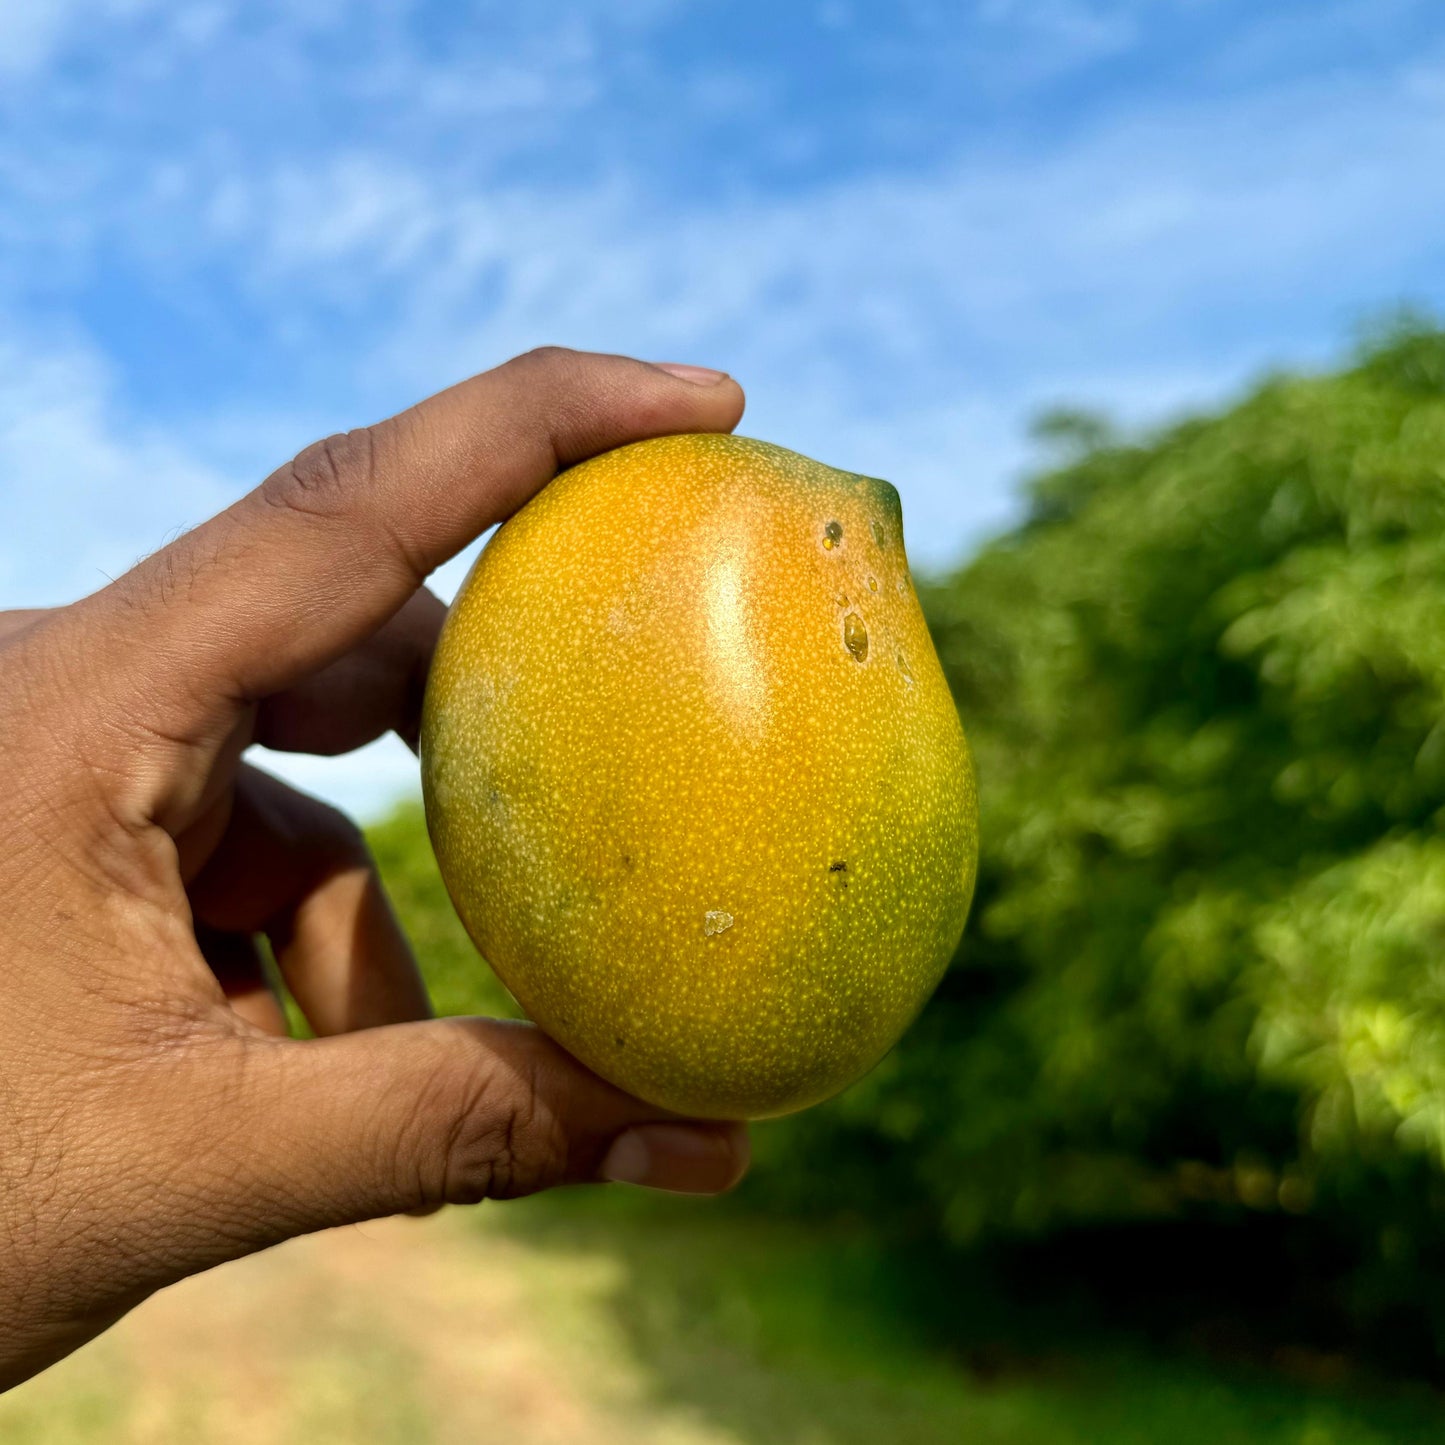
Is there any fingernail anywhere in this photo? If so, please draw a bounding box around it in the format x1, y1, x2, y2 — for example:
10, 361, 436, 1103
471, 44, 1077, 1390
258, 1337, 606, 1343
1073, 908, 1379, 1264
601, 1123, 749, 1195
653, 362, 730, 386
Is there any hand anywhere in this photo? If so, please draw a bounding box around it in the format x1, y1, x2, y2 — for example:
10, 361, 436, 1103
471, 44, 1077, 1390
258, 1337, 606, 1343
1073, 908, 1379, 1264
0, 348, 751, 1390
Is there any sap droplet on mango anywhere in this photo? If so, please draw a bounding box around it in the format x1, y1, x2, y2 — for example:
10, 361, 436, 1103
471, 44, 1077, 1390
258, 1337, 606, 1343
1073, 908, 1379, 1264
421, 434, 978, 1119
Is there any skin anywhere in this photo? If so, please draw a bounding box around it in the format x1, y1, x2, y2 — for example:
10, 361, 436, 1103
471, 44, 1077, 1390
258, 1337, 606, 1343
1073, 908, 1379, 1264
423, 435, 978, 1118
0, 348, 751, 1393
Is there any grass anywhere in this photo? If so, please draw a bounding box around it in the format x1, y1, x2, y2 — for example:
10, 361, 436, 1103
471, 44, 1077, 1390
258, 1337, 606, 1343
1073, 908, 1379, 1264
493, 1189, 1445, 1445
7, 1184, 1436, 1444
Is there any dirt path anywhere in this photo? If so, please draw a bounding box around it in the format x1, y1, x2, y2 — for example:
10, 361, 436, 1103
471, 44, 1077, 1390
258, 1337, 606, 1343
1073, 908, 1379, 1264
6, 1202, 1440, 1445
0, 1210, 740, 1445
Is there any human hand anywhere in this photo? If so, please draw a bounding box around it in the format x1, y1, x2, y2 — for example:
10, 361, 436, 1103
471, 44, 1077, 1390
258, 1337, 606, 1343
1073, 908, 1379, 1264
0, 348, 750, 1390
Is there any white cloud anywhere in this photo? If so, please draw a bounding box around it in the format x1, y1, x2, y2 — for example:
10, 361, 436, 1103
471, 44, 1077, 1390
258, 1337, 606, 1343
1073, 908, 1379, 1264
973, 0, 1139, 80
204, 47, 1445, 345
0, 0, 227, 80
127, 39, 1445, 575
0, 0, 124, 77
5, 31, 1430, 610
0, 329, 236, 607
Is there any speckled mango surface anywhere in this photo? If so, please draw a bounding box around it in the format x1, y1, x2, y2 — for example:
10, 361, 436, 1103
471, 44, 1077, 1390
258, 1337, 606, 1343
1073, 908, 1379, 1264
420, 434, 978, 1119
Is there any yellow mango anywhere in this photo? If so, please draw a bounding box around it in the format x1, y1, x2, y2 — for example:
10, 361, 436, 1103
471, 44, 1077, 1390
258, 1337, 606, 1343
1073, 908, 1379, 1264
421, 434, 977, 1119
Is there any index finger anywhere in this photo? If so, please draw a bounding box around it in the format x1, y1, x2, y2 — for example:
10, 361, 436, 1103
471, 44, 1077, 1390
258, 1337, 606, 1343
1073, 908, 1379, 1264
83, 351, 743, 730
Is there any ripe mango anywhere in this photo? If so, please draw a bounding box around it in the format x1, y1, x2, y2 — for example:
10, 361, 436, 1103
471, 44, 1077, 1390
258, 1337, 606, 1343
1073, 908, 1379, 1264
420, 434, 977, 1119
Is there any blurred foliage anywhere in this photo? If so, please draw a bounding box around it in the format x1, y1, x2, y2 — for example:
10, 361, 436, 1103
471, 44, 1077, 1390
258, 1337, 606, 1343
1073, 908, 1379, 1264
770, 316, 1445, 1360
368, 318, 1445, 1367
367, 804, 520, 1023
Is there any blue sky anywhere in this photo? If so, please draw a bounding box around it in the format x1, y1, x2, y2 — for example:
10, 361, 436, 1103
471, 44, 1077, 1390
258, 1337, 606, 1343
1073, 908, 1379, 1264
3, 0, 1445, 816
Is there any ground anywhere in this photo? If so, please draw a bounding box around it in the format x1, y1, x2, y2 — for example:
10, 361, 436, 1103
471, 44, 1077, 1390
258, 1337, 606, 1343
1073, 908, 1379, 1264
2, 1196, 1441, 1445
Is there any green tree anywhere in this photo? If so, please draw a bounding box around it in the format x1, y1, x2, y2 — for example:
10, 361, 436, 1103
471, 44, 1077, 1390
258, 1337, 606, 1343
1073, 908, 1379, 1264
755, 320, 1445, 1348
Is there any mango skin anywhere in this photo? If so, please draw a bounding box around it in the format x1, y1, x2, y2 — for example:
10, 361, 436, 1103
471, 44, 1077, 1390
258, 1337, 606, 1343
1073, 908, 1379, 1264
421, 434, 977, 1119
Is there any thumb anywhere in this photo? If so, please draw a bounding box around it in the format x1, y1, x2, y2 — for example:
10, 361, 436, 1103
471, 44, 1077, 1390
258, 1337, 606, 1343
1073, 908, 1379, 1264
202, 1018, 748, 1243
87, 349, 744, 717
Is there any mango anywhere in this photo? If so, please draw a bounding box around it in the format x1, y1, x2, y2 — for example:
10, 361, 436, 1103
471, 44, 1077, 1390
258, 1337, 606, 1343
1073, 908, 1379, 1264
420, 434, 977, 1119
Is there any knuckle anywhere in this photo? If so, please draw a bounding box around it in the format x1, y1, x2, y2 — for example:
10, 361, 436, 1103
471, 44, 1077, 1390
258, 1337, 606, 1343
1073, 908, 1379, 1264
399, 1042, 568, 1208
508, 345, 579, 382
521, 343, 576, 366
257, 425, 429, 585
262, 428, 379, 520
